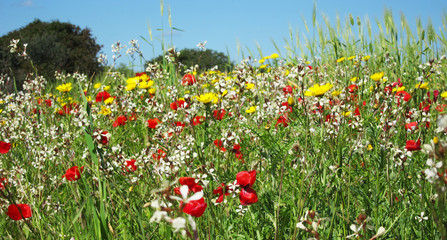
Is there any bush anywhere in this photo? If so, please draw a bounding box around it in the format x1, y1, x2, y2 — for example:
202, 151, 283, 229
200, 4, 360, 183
0, 19, 102, 92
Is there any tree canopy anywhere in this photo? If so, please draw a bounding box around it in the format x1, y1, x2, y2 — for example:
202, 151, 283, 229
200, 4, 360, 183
0, 19, 102, 92
148, 48, 233, 73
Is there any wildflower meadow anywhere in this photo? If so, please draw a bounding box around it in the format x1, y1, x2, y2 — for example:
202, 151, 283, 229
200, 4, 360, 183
2, 8, 447, 240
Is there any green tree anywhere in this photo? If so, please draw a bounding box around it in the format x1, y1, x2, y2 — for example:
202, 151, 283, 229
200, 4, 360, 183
148, 48, 233, 74
0, 19, 102, 92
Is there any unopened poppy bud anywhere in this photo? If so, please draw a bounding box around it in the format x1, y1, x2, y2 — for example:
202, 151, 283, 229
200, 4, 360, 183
308, 211, 316, 221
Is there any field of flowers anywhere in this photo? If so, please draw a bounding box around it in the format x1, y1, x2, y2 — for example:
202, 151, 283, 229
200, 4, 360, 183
1, 11, 447, 240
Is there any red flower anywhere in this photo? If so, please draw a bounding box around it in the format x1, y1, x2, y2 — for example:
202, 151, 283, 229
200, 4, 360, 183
193, 116, 206, 126
0, 141, 11, 154
95, 91, 111, 103
182, 74, 196, 86
170, 99, 187, 111
182, 198, 207, 217
348, 84, 358, 93
213, 109, 227, 120
214, 139, 227, 152
62, 166, 84, 181
174, 177, 203, 195
213, 183, 231, 203
125, 159, 137, 172
113, 115, 127, 127
396, 91, 411, 102
6, 204, 32, 221
152, 149, 167, 160
405, 139, 421, 151
97, 131, 109, 145
283, 85, 293, 94
237, 170, 257, 187
147, 118, 161, 129
239, 186, 258, 205
275, 115, 289, 128
405, 122, 418, 131
0, 177, 6, 190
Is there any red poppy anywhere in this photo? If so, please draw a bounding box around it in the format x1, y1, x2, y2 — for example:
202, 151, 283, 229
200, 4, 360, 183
113, 115, 127, 127
174, 177, 203, 195
62, 166, 84, 181
214, 139, 227, 152
182, 198, 207, 217
213, 183, 231, 203
275, 115, 289, 128
0, 177, 6, 190
96, 91, 111, 103
405, 139, 421, 151
239, 186, 258, 205
237, 170, 257, 187
396, 91, 411, 102
348, 84, 358, 93
182, 74, 196, 86
213, 109, 227, 120
147, 118, 161, 129
0, 141, 11, 154
152, 149, 167, 160
283, 85, 293, 94
98, 131, 109, 145
419, 101, 431, 112
125, 159, 137, 172
170, 99, 187, 111
6, 204, 32, 221
193, 116, 206, 126
405, 122, 418, 131
58, 103, 78, 115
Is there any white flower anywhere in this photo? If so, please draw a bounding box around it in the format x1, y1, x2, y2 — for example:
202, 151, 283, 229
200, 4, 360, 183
170, 185, 203, 203
171, 217, 186, 233
415, 212, 428, 222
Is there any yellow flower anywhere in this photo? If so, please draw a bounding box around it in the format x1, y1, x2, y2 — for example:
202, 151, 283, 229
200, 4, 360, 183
441, 91, 447, 98
371, 72, 384, 81
392, 86, 406, 92
246, 83, 255, 90
126, 77, 139, 85
331, 90, 341, 97
148, 88, 156, 94
138, 73, 150, 82
269, 53, 279, 59
284, 69, 290, 76
94, 83, 101, 89
125, 83, 137, 91
196, 93, 218, 104
433, 137, 439, 144
246, 106, 256, 113
342, 111, 351, 117
221, 90, 228, 97
0, 109, 2, 113
259, 58, 265, 64
336, 57, 345, 63
259, 64, 267, 69
104, 97, 114, 104
304, 83, 333, 97
287, 97, 294, 106
99, 106, 111, 116
138, 80, 154, 89
86, 96, 92, 101
56, 83, 72, 92
362, 56, 371, 61
415, 82, 429, 89
347, 56, 356, 60
367, 144, 373, 151
350, 77, 357, 82
104, 86, 111, 91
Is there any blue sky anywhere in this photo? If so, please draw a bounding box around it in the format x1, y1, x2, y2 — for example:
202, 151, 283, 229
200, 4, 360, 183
1, 0, 446, 69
